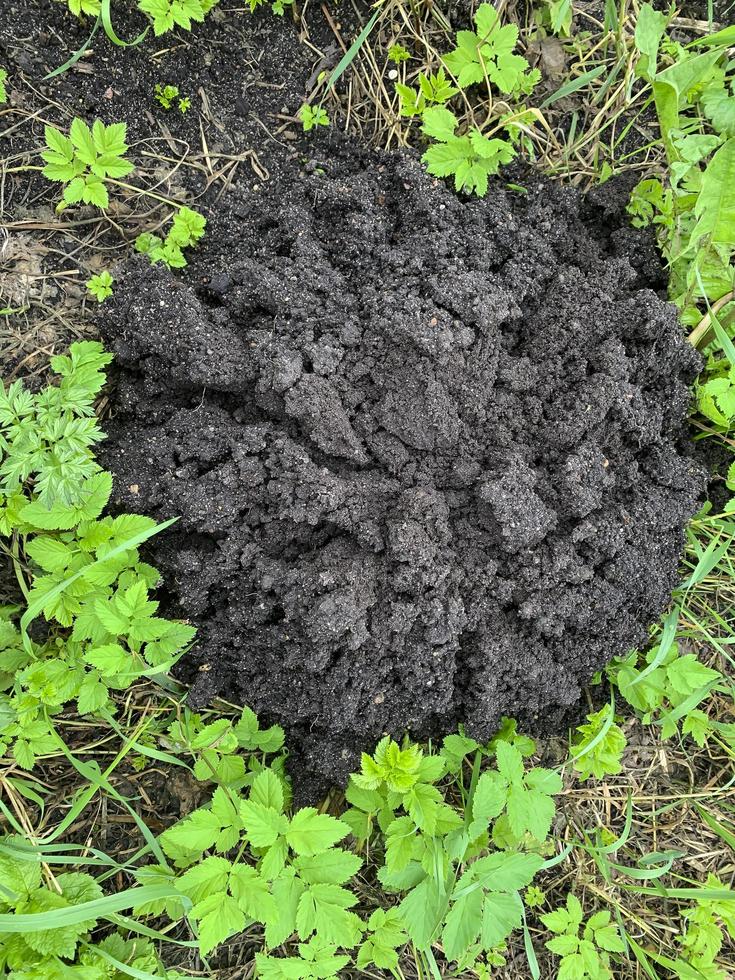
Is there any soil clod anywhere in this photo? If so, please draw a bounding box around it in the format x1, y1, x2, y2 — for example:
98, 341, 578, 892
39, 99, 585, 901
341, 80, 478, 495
101, 146, 704, 792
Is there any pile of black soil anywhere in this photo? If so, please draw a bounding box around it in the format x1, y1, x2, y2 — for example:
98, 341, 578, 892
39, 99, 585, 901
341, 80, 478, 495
101, 143, 704, 793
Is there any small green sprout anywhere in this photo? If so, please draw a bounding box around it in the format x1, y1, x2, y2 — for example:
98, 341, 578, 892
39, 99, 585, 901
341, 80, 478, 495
154, 84, 191, 113
41, 118, 134, 210
542, 895, 625, 979
524, 885, 546, 908
155, 83, 180, 109
246, 0, 293, 13
421, 107, 515, 197
0, 68, 7, 104
571, 704, 627, 781
135, 206, 206, 269
299, 104, 329, 133
86, 271, 114, 303
388, 43, 410, 64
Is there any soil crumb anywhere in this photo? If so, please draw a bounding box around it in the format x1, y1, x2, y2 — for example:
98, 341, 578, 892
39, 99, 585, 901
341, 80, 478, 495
101, 144, 703, 793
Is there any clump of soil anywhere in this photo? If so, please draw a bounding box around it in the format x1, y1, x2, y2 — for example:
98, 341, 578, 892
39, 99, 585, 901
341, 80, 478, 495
101, 143, 704, 791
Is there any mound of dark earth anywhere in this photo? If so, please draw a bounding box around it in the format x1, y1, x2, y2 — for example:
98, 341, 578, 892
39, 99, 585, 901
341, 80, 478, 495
101, 145, 704, 791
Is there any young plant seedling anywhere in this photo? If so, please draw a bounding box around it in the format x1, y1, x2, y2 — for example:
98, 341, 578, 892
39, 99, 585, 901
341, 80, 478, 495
86, 270, 114, 303
388, 43, 410, 64
421, 107, 516, 197
135, 206, 206, 268
155, 83, 179, 109
299, 104, 329, 132
571, 703, 627, 781
245, 0, 294, 14
0, 68, 7, 104
542, 895, 625, 978
41, 119, 134, 210
394, 4, 539, 196
155, 83, 191, 113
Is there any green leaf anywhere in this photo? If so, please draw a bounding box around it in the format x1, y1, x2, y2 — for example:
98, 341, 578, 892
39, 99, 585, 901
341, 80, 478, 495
495, 740, 524, 783
70, 118, 97, 164
667, 655, 721, 696
160, 806, 225, 862
250, 768, 284, 813
470, 770, 508, 836
405, 781, 442, 833
240, 799, 289, 848
296, 882, 362, 947
398, 876, 445, 949
481, 890, 523, 948
691, 138, 735, 248
84, 643, 133, 677
293, 849, 362, 885
229, 864, 277, 921
421, 106, 459, 142
524, 789, 556, 841
76, 672, 110, 714
443, 887, 484, 961
0, 840, 43, 900
285, 808, 349, 856
194, 892, 245, 956
265, 870, 305, 947
634, 3, 669, 81
465, 850, 544, 892
44, 126, 74, 161
177, 855, 231, 904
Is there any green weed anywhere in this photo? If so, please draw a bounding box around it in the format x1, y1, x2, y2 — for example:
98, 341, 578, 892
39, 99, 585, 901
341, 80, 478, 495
85, 270, 114, 303
388, 43, 411, 65
155, 82, 190, 113
138, 0, 220, 36
55, 0, 102, 15
0, 343, 195, 771
135, 206, 206, 268
299, 104, 329, 132
542, 894, 625, 979
41, 119, 133, 210
395, 4, 540, 196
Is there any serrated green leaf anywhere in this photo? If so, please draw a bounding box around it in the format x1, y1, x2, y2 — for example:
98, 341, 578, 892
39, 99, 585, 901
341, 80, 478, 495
285, 808, 349, 856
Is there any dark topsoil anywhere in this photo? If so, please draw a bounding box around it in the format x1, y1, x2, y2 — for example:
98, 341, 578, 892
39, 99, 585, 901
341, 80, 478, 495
100, 142, 705, 792
1, 1, 708, 794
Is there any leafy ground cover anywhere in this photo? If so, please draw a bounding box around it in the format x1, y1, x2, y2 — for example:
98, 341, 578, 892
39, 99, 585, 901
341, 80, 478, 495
1, 1, 735, 979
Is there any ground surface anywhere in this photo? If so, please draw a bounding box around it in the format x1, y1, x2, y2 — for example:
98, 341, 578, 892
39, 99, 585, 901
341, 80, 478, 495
2, 4, 734, 977
100, 138, 704, 789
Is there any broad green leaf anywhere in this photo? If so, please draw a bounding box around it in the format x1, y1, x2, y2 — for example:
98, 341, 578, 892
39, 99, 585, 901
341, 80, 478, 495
296, 882, 362, 947
442, 887, 483, 961
229, 864, 277, 921
240, 800, 288, 848
70, 118, 97, 165
421, 106, 458, 142
294, 849, 362, 885
285, 808, 349, 856
691, 138, 735, 248
470, 770, 508, 836
495, 741, 524, 783
193, 892, 245, 956
634, 3, 669, 80
265, 870, 305, 947
481, 890, 523, 948
250, 768, 284, 813
177, 855, 231, 904
398, 876, 446, 949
